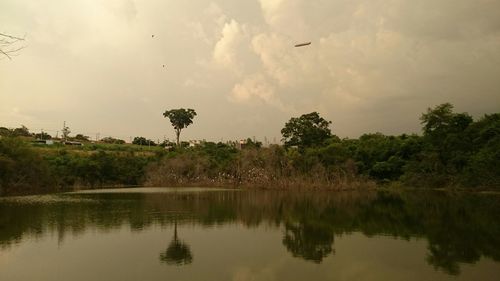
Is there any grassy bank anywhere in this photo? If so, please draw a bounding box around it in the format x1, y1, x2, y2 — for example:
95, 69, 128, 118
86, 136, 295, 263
0, 138, 162, 196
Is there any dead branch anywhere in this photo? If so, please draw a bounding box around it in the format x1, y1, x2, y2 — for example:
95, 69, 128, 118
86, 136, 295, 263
0, 32, 26, 60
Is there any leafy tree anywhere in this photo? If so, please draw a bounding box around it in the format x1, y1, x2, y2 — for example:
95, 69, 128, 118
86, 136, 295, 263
12, 125, 31, 137
420, 103, 473, 174
73, 134, 90, 142
163, 108, 197, 146
281, 112, 332, 149
243, 138, 262, 149
34, 132, 52, 140
132, 136, 156, 146
101, 137, 126, 144
461, 113, 500, 187
0, 127, 12, 137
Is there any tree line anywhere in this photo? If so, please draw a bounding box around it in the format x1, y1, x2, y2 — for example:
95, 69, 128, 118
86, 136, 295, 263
148, 103, 499, 189
0, 102, 498, 195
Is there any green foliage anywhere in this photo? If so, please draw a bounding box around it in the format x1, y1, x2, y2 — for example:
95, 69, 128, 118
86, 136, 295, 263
45, 149, 155, 187
0, 102, 498, 194
163, 108, 197, 146
281, 112, 332, 149
73, 134, 90, 142
0, 138, 160, 195
34, 132, 52, 140
460, 113, 500, 187
243, 138, 262, 149
403, 104, 499, 188
101, 136, 126, 144
132, 136, 156, 146
0, 127, 10, 136
0, 125, 32, 137
0, 137, 55, 195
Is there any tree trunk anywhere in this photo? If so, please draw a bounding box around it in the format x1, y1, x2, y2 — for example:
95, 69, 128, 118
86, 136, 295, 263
176, 129, 181, 146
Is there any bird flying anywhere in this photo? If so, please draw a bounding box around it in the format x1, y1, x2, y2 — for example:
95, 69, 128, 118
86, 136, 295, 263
294, 42, 311, 47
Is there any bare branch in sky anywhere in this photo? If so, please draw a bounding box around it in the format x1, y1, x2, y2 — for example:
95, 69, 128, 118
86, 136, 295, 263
0, 32, 26, 60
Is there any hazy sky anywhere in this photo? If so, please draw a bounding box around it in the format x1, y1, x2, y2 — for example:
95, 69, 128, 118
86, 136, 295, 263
1, 0, 499, 143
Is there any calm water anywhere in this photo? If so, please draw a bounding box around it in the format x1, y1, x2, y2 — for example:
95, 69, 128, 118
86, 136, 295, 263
1, 188, 499, 281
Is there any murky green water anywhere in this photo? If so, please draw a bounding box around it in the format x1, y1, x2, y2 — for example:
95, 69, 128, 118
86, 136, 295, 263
1, 188, 499, 280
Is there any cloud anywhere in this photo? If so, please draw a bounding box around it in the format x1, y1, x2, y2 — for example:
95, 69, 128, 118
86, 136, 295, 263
2, 0, 500, 141
213, 19, 247, 70
231, 74, 277, 105
104, 0, 138, 22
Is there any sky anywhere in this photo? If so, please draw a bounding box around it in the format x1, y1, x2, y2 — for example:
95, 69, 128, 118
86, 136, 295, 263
1, 0, 499, 143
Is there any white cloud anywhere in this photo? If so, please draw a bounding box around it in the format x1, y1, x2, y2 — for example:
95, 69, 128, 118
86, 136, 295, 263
213, 19, 247, 71
231, 74, 276, 104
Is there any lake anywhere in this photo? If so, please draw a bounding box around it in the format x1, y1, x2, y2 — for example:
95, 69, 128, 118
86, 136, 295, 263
1, 188, 499, 280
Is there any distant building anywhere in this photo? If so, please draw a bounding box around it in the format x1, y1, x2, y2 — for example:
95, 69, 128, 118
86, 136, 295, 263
188, 140, 203, 148
32, 139, 54, 145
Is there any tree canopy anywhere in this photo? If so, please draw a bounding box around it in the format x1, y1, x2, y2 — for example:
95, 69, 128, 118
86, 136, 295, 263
163, 108, 197, 146
281, 112, 332, 149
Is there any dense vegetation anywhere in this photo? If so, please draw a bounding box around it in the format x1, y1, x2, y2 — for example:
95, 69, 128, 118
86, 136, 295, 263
147, 103, 499, 190
0, 140, 162, 196
0, 103, 498, 195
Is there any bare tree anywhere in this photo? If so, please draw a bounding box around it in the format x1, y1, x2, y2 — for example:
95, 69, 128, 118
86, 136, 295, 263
0, 32, 25, 60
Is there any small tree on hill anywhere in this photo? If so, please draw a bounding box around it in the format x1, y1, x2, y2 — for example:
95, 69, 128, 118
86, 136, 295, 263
163, 108, 197, 146
133, 136, 156, 146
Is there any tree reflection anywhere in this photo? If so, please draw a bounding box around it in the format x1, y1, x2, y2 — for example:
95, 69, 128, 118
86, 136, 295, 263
1, 191, 500, 275
282, 221, 334, 263
159, 220, 193, 265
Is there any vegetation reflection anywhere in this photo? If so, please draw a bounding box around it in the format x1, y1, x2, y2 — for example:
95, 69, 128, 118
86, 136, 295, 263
1, 190, 499, 275
283, 221, 334, 263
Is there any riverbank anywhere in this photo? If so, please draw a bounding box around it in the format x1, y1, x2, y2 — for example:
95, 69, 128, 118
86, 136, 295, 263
1, 130, 498, 196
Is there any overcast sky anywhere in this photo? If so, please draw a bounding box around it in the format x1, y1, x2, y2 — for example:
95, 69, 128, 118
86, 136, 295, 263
1, 0, 499, 143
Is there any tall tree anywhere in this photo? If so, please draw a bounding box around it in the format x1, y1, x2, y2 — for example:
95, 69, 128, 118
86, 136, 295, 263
281, 112, 332, 149
163, 108, 197, 146
420, 103, 473, 172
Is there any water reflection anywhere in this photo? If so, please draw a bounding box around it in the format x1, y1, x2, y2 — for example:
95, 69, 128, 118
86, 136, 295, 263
0, 189, 499, 277
282, 221, 334, 263
159, 220, 193, 265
